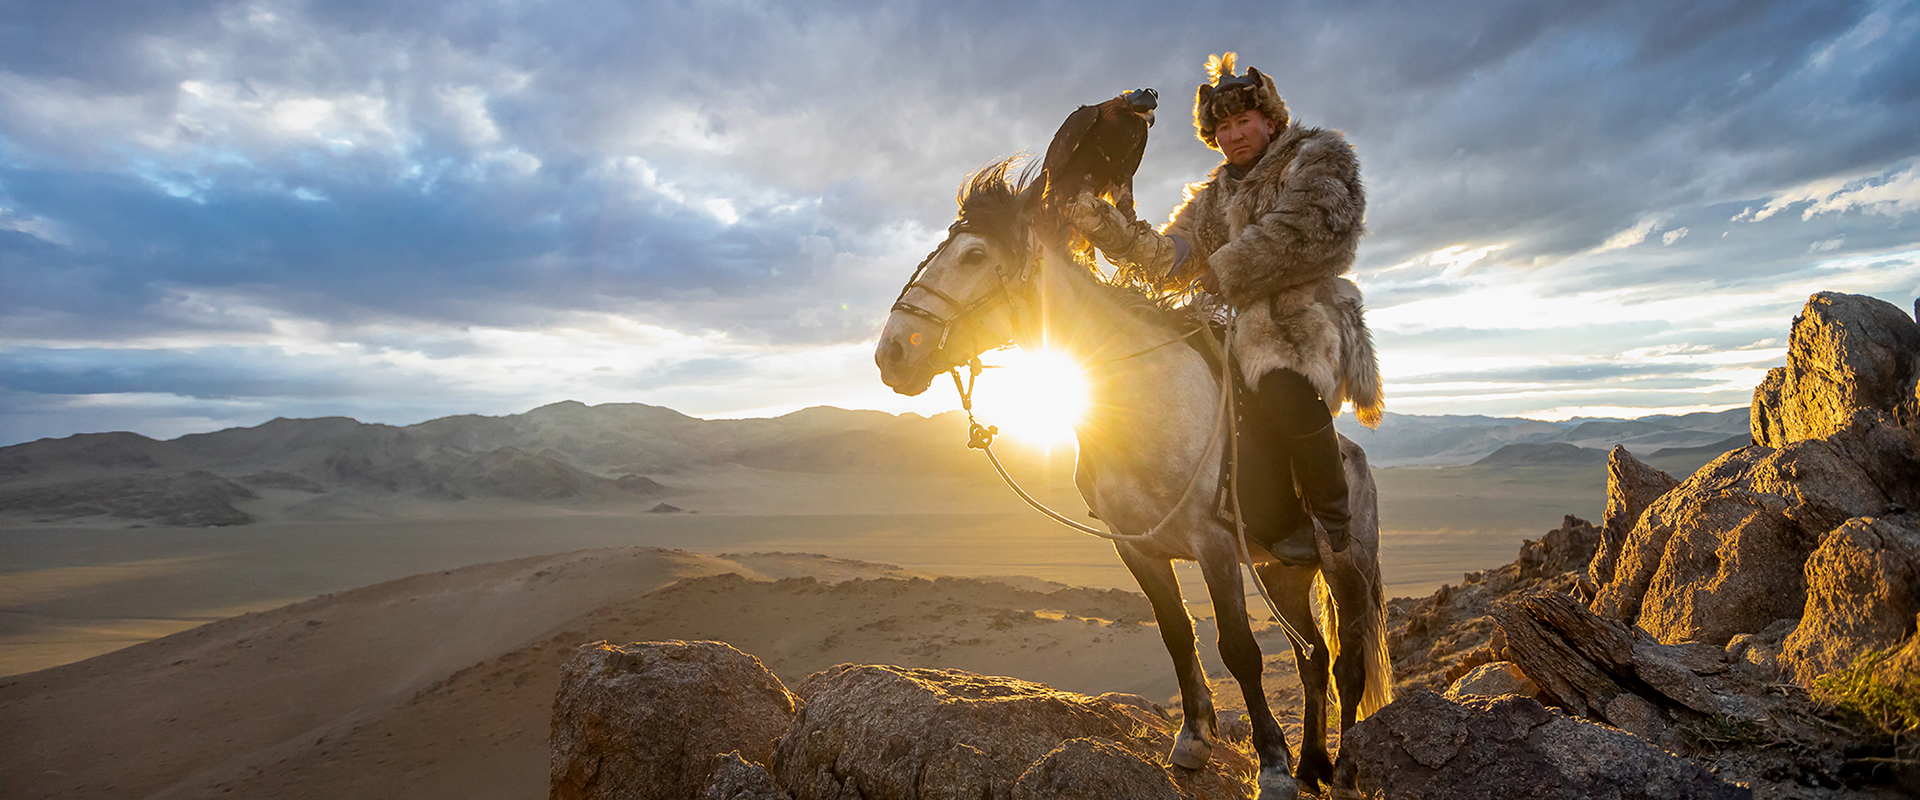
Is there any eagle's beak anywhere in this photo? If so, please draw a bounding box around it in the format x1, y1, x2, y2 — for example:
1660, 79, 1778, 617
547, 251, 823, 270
1142, 108, 1156, 127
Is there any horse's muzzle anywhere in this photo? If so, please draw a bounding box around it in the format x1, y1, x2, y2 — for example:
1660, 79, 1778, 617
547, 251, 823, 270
875, 315, 941, 396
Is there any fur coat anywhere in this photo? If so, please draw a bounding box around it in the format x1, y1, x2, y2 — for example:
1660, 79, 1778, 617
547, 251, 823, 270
1163, 122, 1383, 426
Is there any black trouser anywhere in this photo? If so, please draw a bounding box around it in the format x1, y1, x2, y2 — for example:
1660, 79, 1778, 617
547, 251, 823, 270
1235, 368, 1348, 559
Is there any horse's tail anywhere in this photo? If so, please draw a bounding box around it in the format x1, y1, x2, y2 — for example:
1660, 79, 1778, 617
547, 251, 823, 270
1354, 551, 1393, 719
1313, 561, 1392, 720
1326, 433, 1394, 720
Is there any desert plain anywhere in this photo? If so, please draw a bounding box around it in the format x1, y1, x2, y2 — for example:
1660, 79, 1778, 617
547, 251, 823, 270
0, 404, 1748, 799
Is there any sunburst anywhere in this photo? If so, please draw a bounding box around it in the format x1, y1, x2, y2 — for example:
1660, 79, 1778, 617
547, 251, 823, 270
966, 347, 1090, 447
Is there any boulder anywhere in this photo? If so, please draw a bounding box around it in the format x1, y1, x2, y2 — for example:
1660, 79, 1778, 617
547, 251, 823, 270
1444, 661, 1538, 702
1589, 447, 1678, 588
769, 664, 1254, 800
1011, 738, 1183, 800
1333, 690, 1750, 799
551, 640, 798, 800
705, 752, 792, 800
1590, 414, 1916, 644
1782, 514, 1920, 685
1751, 292, 1920, 448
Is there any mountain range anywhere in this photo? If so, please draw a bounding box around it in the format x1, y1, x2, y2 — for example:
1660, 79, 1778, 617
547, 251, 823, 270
0, 402, 1751, 527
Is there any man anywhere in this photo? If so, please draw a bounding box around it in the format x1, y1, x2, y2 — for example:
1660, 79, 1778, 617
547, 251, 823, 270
1070, 52, 1383, 565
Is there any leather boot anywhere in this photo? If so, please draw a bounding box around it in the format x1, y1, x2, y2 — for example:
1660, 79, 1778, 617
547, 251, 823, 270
1262, 488, 1320, 566
1287, 421, 1351, 553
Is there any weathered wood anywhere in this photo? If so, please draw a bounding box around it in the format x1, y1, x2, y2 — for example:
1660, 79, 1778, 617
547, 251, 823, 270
1489, 595, 1625, 719
1520, 590, 1636, 672
1493, 589, 1725, 729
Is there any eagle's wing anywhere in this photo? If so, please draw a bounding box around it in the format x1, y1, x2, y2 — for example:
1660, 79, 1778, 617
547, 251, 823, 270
1041, 104, 1101, 203
1100, 113, 1150, 220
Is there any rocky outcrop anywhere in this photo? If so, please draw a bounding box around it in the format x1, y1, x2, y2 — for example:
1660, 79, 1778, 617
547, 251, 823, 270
1389, 516, 1601, 692
1589, 447, 1678, 589
1751, 292, 1919, 448
769, 664, 1253, 800
1333, 690, 1750, 799
1593, 292, 1920, 647
1590, 414, 1918, 645
551, 640, 797, 800
1782, 514, 1920, 686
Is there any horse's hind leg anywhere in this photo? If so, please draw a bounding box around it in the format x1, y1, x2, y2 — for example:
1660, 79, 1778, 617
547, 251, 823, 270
1257, 562, 1334, 791
1198, 548, 1298, 799
1116, 544, 1215, 770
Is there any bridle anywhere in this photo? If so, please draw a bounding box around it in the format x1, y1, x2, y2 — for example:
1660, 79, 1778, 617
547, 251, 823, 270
888, 220, 1033, 368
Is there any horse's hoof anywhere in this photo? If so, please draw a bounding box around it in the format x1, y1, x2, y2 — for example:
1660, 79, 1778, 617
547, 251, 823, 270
1169, 729, 1212, 770
1256, 766, 1301, 799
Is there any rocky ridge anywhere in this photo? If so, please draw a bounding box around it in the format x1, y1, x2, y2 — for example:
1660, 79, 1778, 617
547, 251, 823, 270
553, 293, 1917, 798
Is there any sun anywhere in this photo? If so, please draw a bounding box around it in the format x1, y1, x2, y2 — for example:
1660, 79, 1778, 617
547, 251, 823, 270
967, 347, 1090, 447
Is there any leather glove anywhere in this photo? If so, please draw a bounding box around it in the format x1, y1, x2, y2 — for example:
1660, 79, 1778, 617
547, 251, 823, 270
1067, 193, 1177, 280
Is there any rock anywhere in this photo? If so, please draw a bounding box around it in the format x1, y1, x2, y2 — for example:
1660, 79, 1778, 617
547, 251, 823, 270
769, 664, 1254, 800
705, 753, 792, 800
1633, 641, 1727, 676
1781, 514, 1920, 686
1334, 691, 1749, 799
1601, 692, 1669, 742
649, 502, 683, 513
1590, 447, 1679, 588
1751, 292, 1920, 448
551, 640, 798, 800
1011, 738, 1183, 800
1516, 515, 1602, 581
1444, 661, 1538, 702
1590, 414, 1916, 644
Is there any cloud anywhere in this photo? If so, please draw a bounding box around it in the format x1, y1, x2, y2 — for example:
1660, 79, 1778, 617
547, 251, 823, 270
2, 0, 1918, 443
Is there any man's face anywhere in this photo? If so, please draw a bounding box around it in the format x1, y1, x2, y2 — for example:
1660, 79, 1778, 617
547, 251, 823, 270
1216, 109, 1274, 168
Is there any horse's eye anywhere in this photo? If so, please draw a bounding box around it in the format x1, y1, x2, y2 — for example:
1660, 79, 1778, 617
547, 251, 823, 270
960, 249, 987, 264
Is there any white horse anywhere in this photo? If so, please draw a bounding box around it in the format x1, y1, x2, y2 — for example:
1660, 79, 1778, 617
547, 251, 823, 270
874, 159, 1392, 798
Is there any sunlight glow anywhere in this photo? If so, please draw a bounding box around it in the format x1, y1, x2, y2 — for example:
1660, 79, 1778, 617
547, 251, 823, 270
967, 348, 1090, 447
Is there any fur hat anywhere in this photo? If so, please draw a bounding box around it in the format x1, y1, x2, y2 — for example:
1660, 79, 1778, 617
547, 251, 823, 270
1192, 52, 1288, 150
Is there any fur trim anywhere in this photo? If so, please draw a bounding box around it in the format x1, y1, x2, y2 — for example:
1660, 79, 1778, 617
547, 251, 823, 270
1333, 278, 1384, 428
1193, 52, 1290, 150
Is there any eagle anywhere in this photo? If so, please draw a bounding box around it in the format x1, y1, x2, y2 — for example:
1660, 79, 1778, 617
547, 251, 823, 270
1041, 87, 1158, 222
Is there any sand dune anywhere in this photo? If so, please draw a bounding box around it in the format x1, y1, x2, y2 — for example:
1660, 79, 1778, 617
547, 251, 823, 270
2, 547, 1297, 800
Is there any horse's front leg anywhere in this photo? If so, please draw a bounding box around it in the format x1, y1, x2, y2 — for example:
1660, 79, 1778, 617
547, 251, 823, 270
1257, 561, 1334, 791
1198, 543, 1299, 799
1115, 544, 1215, 770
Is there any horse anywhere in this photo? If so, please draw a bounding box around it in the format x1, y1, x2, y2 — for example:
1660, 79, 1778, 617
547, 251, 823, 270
873, 158, 1392, 798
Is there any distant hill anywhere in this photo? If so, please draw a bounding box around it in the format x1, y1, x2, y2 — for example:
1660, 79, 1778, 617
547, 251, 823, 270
0, 401, 1753, 526
1471, 443, 1610, 468
1336, 407, 1748, 467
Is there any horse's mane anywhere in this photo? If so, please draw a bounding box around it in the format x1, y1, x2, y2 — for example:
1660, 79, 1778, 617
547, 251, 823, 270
956, 156, 1201, 331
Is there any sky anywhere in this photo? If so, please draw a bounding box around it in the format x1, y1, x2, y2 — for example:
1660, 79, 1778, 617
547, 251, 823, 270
3, 0, 1919, 446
